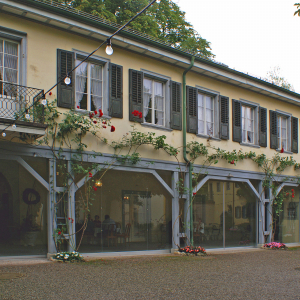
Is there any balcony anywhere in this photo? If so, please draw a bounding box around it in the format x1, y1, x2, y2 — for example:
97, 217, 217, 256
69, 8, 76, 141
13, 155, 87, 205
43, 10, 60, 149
0, 81, 47, 139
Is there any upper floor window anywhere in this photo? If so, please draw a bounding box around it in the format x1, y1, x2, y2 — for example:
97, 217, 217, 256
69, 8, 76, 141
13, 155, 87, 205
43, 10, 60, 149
75, 59, 103, 112
129, 69, 182, 131
270, 110, 298, 153
0, 39, 19, 85
198, 93, 214, 136
242, 105, 254, 144
277, 115, 288, 150
143, 78, 165, 126
57, 49, 123, 118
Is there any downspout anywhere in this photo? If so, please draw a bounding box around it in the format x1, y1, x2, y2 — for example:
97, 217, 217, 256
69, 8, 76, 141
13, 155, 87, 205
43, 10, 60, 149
183, 56, 195, 246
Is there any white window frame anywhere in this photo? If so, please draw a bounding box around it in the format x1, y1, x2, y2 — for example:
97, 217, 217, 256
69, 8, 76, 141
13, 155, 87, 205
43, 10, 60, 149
239, 99, 259, 147
276, 110, 291, 152
74, 51, 109, 116
241, 105, 255, 144
141, 69, 171, 130
0, 26, 26, 87
195, 86, 219, 139
143, 77, 165, 127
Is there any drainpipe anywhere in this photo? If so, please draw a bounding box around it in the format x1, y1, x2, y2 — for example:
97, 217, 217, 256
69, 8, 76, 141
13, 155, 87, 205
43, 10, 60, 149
183, 56, 195, 246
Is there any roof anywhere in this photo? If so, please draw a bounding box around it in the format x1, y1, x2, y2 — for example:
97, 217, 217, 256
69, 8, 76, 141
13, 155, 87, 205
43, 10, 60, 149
2, 0, 300, 103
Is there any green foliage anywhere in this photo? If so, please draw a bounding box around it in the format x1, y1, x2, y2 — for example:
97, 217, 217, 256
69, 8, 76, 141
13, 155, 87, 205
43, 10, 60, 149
294, 3, 300, 16
54, 0, 214, 58
266, 66, 295, 91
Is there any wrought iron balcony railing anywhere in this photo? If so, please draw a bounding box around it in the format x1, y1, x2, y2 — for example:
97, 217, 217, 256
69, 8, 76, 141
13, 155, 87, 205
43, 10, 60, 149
0, 81, 45, 124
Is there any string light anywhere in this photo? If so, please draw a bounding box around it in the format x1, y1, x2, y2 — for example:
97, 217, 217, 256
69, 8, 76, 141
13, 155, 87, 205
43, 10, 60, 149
25, 113, 30, 120
64, 76, 71, 85
41, 99, 47, 106
105, 39, 113, 55
95, 180, 103, 187
12, 124, 16, 129
2, 132, 6, 137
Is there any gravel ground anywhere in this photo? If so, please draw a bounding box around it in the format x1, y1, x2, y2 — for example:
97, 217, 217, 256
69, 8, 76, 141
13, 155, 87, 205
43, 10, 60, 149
1, 249, 300, 300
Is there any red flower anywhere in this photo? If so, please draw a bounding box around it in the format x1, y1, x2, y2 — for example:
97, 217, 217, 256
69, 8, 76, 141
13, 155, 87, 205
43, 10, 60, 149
103, 125, 106, 129
230, 160, 235, 164
58, 231, 61, 235
89, 114, 92, 119
138, 112, 143, 119
89, 172, 92, 178
93, 186, 97, 191
49, 92, 52, 96
111, 125, 116, 132
292, 194, 295, 198
292, 189, 294, 192
77, 105, 80, 109
99, 109, 103, 117
102, 121, 107, 124
93, 120, 97, 124
281, 148, 284, 153
68, 217, 71, 220
94, 110, 98, 115
193, 192, 197, 196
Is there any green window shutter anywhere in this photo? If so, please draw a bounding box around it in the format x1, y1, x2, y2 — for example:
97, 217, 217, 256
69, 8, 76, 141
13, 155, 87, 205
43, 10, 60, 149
219, 95, 229, 140
129, 69, 143, 123
259, 107, 267, 147
186, 86, 198, 134
232, 99, 241, 142
269, 110, 278, 149
109, 63, 123, 118
57, 49, 75, 108
292, 116, 298, 153
170, 81, 182, 130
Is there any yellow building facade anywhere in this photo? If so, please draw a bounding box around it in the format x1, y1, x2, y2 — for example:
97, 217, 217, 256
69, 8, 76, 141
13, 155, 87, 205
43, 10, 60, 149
0, 0, 299, 257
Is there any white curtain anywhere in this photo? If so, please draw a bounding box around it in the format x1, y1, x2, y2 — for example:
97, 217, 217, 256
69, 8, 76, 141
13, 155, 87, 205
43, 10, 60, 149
154, 82, 163, 125
143, 79, 152, 122
90, 64, 102, 110
75, 60, 87, 108
4, 41, 18, 85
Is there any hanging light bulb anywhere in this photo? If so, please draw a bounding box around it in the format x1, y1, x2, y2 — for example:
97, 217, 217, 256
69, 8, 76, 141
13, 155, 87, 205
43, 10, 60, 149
2, 132, 6, 137
41, 99, 47, 106
64, 76, 71, 85
12, 124, 17, 129
95, 180, 103, 187
105, 39, 113, 56
25, 113, 30, 120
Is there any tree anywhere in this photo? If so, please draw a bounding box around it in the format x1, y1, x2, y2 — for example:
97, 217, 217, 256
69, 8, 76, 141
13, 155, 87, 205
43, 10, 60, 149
294, 3, 300, 16
266, 66, 295, 91
54, 0, 214, 58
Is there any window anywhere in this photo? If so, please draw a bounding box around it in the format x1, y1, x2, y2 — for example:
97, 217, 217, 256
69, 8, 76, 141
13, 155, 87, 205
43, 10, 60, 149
0, 38, 19, 86
75, 59, 103, 112
143, 78, 165, 126
242, 105, 254, 144
277, 115, 288, 150
198, 93, 214, 136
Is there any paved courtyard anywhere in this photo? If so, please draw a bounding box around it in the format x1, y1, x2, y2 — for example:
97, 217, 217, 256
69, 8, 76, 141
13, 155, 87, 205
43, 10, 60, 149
1, 249, 300, 299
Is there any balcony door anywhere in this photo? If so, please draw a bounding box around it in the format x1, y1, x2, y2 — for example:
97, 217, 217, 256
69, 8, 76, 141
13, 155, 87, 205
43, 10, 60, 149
0, 39, 20, 119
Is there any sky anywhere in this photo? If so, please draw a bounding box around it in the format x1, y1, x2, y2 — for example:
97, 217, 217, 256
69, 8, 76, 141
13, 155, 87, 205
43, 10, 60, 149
176, 0, 300, 93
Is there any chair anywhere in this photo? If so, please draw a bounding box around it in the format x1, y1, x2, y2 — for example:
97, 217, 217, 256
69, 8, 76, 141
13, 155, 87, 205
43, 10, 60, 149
107, 224, 117, 247
118, 223, 131, 245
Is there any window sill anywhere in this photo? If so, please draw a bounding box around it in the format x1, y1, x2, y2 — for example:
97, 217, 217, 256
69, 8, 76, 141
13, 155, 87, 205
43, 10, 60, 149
75, 109, 111, 119
141, 123, 172, 132
196, 134, 221, 141
276, 149, 293, 154
240, 143, 260, 149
